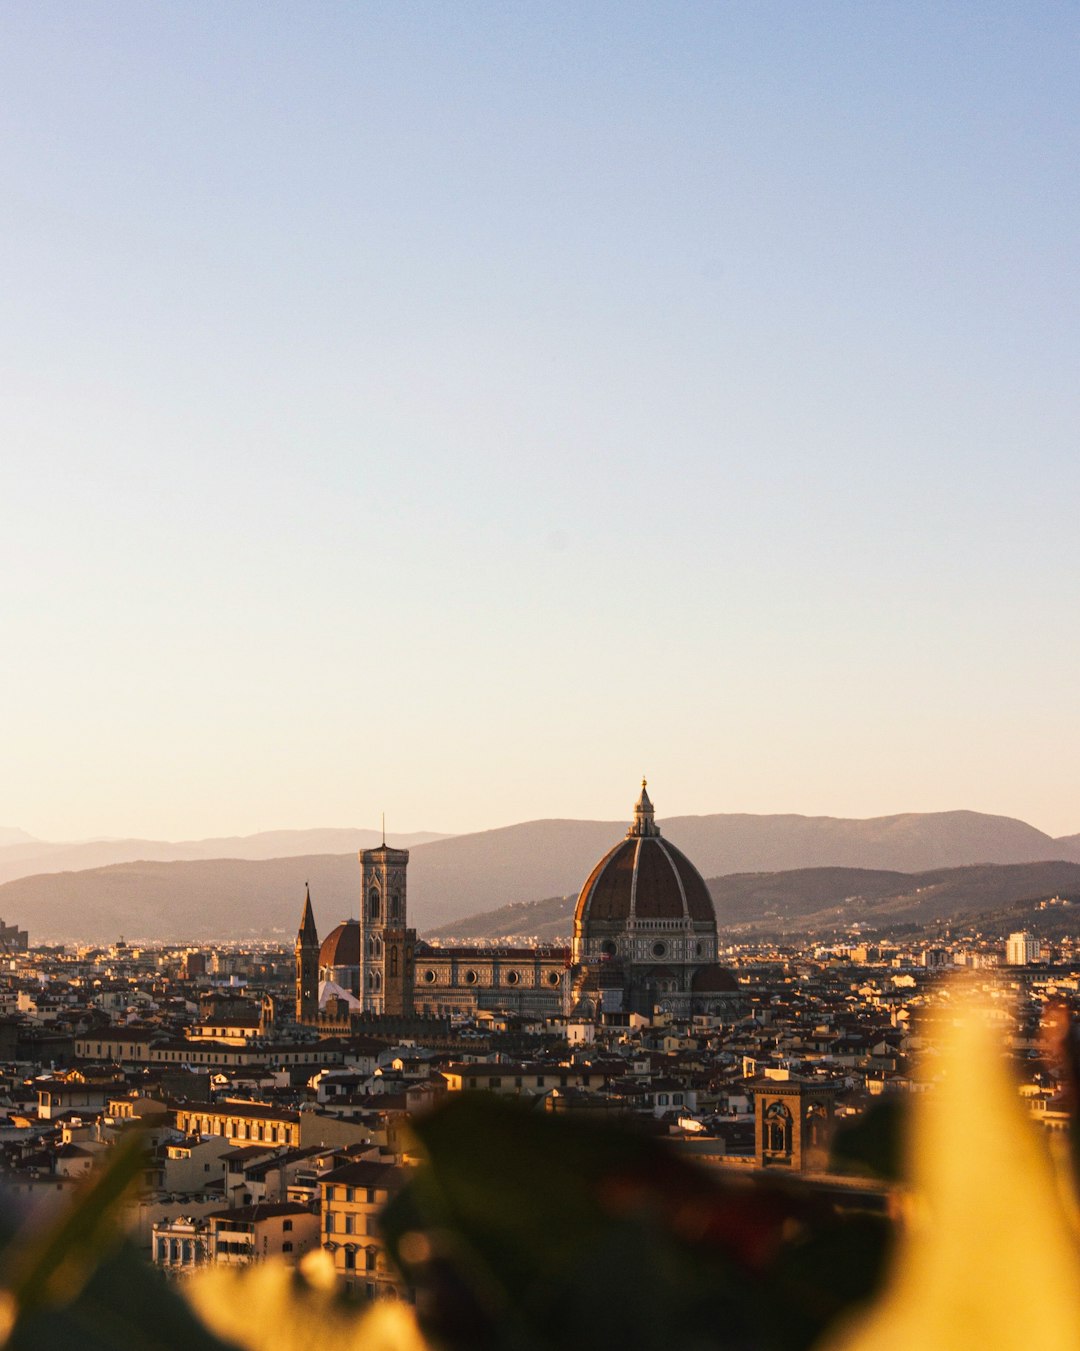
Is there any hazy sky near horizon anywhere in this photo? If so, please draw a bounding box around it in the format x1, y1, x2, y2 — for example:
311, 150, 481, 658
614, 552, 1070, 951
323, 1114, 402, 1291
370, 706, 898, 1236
3, 3, 1079, 842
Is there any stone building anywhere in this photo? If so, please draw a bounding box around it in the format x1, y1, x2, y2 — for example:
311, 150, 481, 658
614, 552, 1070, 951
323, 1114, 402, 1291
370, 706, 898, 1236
295, 783, 736, 1024
569, 781, 739, 1018
749, 1077, 837, 1172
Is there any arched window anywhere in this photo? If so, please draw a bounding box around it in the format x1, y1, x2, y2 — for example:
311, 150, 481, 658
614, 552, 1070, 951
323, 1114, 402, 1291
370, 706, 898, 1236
390, 947, 398, 977
368, 888, 381, 921
390, 892, 401, 922
764, 1100, 793, 1156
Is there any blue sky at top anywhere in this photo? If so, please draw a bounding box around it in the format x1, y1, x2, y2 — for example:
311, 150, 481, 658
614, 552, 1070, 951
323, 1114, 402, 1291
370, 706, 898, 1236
2, 3, 1077, 838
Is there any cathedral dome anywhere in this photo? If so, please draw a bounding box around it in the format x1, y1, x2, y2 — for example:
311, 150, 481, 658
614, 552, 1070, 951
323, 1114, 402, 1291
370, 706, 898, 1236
573, 782, 715, 931
319, 919, 360, 969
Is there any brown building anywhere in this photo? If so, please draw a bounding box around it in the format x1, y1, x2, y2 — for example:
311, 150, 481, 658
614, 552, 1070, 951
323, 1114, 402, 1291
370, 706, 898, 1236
296, 783, 738, 1025
749, 1077, 838, 1172
569, 782, 739, 1018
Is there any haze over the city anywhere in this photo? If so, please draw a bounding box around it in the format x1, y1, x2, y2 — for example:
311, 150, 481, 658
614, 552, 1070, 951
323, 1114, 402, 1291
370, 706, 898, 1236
3, 3, 1077, 843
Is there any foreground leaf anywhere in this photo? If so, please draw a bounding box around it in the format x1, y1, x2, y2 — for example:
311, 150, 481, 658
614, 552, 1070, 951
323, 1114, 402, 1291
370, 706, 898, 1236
383, 1095, 890, 1351
186, 1253, 427, 1351
824, 991, 1080, 1351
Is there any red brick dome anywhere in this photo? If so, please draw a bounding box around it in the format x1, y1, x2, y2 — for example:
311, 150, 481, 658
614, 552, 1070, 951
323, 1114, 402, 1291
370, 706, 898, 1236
319, 919, 360, 968
574, 834, 715, 926
573, 783, 715, 930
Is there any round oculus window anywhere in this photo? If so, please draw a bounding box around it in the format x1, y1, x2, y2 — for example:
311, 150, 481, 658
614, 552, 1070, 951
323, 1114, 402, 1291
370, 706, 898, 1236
464, 970, 477, 985
506, 970, 520, 985
423, 970, 436, 984
652, 942, 667, 958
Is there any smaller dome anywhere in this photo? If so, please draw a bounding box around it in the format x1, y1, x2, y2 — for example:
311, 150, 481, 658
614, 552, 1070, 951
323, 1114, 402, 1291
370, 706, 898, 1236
691, 965, 739, 994
319, 920, 360, 969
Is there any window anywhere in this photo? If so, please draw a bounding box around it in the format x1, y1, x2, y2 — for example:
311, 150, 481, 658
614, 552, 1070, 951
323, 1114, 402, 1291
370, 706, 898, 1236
658, 1093, 669, 1106
344, 1214, 354, 1235
344, 1248, 356, 1271
673, 1093, 683, 1105
282, 1242, 293, 1253
652, 942, 666, 958
365, 1248, 377, 1272
506, 970, 519, 985
368, 888, 381, 920
283, 1220, 293, 1232
765, 1101, 793, 1157
346, 1187, 355, 1202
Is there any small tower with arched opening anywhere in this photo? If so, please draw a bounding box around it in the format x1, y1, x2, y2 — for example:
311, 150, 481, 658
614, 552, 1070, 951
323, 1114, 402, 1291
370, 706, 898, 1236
750, 1077, 837, 1172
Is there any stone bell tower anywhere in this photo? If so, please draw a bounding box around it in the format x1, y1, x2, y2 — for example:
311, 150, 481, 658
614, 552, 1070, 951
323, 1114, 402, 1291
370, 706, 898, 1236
358, 842, 415, 1015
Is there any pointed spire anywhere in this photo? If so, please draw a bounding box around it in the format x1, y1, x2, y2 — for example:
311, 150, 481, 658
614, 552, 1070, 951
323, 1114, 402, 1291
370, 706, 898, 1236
628, 778, 660, 838
298, 883, 319, 946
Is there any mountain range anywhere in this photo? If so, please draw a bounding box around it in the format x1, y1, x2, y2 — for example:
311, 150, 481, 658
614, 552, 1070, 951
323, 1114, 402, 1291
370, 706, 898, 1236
428, 861, 1080, 944
0, 828, 448, 888
1, 809, 1079, 944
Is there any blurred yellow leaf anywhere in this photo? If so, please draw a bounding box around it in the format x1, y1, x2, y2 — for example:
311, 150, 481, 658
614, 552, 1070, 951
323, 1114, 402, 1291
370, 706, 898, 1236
185, 1257, 428, 1351
824, 987, 1080, 1351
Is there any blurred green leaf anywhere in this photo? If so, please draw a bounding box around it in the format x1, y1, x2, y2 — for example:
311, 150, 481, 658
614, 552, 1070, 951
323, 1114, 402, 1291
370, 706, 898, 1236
6, 1242, 236, 1351
829, 1100, 908, 1183
0, 1130, 150, 1322
384, 1095, 891, 1351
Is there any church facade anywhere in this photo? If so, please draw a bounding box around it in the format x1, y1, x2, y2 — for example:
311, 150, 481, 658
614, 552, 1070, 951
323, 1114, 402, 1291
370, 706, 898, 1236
295, 783, 737, 1026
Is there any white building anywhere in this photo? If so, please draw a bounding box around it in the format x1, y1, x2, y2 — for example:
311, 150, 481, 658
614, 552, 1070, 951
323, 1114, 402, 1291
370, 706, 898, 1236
1006, 931, 1041, 966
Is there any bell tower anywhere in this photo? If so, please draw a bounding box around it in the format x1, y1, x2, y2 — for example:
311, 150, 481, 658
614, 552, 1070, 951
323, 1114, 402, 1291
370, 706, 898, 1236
358, 842, 415, 1015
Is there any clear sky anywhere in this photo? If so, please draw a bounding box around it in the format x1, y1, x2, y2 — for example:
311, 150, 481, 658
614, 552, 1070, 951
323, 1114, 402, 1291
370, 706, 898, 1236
2, 3, 1078, 842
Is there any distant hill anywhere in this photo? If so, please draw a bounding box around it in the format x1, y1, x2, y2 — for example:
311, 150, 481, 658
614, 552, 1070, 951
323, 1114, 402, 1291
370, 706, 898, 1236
762, 861, 1080, 936
0, 828, 449, 888
402, 809, 1080, 931
0, 828, 37, 848
426, 862, 1080, 945
427, 894, 579, 945
3, 808, 1080, 944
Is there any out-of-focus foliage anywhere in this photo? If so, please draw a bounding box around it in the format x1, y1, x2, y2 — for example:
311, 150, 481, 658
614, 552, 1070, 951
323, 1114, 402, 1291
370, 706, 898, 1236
0, 988, 1077, 1351
824, 996, 1080, 1351
186, 1253, 426, 1351
381, 1096, 892, 1351
0, 1132, 233, 1351
829, 1099, 908, 1184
